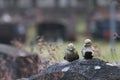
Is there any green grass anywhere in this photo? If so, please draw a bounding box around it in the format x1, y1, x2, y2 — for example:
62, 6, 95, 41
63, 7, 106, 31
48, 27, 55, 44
57, 40, 120, 62
24, 37, 120, 63
76, 16, 86, 33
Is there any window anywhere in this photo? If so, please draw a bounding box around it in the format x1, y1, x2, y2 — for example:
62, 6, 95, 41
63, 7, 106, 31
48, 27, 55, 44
97, 0, 111, 6
69, 0, 77, 7
59, 0, 68, 8
36, 0, 55, 8
17, 0, 32, 8
0, 0, 14, 8
0, 0, 4, 8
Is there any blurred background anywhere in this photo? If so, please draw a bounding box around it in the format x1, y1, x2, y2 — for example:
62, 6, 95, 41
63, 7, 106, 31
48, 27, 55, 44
1, 1, 120, 79
0, 0, 120, 61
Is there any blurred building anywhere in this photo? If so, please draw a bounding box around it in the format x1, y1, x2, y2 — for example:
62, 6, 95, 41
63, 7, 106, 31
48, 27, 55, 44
0, 0, 96, 43
88, 0, 120, 40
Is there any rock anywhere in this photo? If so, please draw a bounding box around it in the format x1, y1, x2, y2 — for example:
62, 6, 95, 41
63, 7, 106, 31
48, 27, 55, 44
15, 54, 40, 78
0, 52, 17, 80
0, 44, 20, 56
0, 44, 41, 79
0, 44, 32, 57
26, 58, 120, 80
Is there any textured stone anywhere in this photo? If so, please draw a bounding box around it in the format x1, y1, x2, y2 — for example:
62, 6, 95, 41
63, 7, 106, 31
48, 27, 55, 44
0, 52, 17, 80
0, 44, 40, 80
26, 58, 120, 80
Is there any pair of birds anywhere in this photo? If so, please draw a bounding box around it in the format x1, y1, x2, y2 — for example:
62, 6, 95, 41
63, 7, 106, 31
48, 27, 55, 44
64, 39, 95, 62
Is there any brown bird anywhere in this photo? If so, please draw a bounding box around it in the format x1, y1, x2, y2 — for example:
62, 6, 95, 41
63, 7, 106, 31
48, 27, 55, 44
81, 39, 94, 59
64, 43, 79, 62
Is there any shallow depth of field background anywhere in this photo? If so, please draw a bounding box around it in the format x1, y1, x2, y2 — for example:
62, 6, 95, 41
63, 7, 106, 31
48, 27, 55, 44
26, 16, 120, 62
0, 0, 120, 62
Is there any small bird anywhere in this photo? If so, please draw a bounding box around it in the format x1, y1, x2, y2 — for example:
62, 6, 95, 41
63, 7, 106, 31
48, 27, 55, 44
81, 39, 95, 59
64, 43, 79, 62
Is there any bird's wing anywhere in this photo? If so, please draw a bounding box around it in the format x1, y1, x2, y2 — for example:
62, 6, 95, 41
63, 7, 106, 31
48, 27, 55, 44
81, 47, 86, 56
64, 50, 70, 59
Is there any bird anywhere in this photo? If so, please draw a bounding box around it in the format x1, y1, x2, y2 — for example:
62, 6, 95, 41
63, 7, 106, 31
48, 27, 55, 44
64, 43, 79, 62
81, 39, 95, 59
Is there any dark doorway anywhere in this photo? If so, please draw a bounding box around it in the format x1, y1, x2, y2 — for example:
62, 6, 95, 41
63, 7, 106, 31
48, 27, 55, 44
92, 19, 120, 40
0, 23, 26, 44
37, 22, 66, 42
0, 23, 17, 44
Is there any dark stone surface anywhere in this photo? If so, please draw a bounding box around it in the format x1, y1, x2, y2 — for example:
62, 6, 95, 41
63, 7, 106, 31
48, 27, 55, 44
26, 58, 120, 80
0, 44, 40, 80
0, 52, 17, 80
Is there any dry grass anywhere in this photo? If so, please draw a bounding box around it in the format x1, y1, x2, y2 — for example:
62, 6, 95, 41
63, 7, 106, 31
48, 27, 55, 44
21, 35, 120, 63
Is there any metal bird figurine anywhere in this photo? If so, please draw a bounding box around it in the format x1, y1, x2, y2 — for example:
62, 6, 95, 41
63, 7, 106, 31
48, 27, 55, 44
64, 43, 79, 62
81, 39, 95, 59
